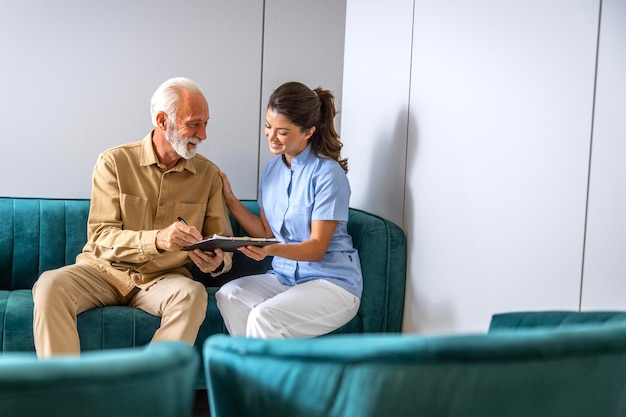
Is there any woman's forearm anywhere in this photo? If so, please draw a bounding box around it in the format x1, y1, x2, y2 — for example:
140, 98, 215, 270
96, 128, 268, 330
225, 196, 273, 238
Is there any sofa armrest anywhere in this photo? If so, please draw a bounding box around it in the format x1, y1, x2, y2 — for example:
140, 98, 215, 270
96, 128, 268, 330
347, 208, 406, 333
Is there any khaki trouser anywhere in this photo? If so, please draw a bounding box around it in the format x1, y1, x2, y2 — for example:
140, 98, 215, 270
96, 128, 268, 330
32, 263, 207, 358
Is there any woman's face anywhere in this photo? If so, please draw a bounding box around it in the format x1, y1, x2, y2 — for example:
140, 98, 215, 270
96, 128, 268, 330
264, 108, 315, 165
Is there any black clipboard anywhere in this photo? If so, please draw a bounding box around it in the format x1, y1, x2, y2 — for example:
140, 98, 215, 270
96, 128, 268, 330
181, 234, 278, 252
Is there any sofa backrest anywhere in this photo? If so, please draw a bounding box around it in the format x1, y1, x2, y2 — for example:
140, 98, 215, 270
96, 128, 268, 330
0, 198, 89, 290
0, 197, 407, 333
0, 198, 269, 290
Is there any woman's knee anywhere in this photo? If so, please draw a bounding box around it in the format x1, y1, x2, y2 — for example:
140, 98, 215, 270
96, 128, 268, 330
215, 281, 238, 308
246, 305, 287, 338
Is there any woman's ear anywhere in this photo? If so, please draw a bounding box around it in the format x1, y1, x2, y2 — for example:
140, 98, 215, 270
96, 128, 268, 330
304, 126, 316, 140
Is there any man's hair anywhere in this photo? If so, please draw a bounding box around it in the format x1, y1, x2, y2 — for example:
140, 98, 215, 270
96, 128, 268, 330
150, 77, 203, 127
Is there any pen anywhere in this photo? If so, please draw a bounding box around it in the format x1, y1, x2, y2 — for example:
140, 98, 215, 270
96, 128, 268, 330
176, 216, 188, 225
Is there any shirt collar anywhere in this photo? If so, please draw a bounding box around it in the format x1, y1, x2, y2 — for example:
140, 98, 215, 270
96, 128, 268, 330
140, 131, 197, 174
284, 143, 313, 169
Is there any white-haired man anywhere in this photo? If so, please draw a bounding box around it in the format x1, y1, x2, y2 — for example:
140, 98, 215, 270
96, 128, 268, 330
33, 77, 232, 357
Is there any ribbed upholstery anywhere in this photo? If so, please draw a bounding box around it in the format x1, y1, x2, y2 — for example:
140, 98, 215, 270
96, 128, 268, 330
0, 198, 88, 290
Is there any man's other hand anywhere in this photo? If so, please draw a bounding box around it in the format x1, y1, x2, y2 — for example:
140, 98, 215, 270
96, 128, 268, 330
188, 248, 225, 274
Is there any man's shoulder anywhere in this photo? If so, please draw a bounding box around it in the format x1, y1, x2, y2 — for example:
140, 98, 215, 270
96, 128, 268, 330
101, 140, 143, 156
192, 153, 219, 171
97, 140, 144, 166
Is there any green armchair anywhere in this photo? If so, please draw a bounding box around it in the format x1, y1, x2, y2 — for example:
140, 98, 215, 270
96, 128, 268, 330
0, 341, 198, 417
203, 311, 626, 417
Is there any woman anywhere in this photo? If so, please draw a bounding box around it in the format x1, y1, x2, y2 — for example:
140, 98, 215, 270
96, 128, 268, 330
216, 81, 363, 338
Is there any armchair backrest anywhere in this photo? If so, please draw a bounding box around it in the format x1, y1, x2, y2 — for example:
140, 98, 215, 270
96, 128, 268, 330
0, 341, 198, 417
204, 324, 626, 417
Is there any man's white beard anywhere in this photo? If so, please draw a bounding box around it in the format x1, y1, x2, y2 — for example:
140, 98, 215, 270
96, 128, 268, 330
166, 123, 200, 159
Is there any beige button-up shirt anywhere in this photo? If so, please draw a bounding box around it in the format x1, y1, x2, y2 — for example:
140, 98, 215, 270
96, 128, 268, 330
76, 132, 233, 296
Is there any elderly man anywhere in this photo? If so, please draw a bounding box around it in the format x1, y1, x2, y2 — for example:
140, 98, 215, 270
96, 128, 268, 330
33, 77, 233, 357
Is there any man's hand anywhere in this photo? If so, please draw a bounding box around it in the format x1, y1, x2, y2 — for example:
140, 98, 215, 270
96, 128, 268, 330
188, 248, 225, 274
156, 221, 203, 252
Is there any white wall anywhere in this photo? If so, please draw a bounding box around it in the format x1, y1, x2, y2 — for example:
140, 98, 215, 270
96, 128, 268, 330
342, 0, 413, 228
343, 0, 626, 335
204, 1, 264, 199
581, 0, 626, 310
258, 0, 347, 179
406, 0, 599, 333
0, 0, 345, 202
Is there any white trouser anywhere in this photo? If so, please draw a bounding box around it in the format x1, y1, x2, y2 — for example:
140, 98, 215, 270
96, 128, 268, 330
215, 274, 360, 338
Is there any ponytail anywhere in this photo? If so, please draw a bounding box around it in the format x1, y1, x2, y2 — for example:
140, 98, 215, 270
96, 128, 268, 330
311, 88, 348, 173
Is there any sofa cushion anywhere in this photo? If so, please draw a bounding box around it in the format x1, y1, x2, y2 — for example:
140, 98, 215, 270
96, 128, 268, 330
0, 290, 7, 350
2, 290, 35, 351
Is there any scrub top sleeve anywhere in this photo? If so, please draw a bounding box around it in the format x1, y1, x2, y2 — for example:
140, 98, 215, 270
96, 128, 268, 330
312, 164, 351, 222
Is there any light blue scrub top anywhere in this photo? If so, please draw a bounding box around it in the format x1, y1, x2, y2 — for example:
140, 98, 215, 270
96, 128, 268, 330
258, 144, 363, 298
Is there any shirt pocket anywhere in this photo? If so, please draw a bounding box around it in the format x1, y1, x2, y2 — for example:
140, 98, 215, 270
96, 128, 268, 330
283, 204, 312, 242
174, 202, 207, 230
120, 193, 148, 230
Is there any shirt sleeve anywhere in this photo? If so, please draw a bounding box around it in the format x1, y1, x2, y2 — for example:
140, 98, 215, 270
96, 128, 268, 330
312, 161, 351, 222
202, 172, 234, 276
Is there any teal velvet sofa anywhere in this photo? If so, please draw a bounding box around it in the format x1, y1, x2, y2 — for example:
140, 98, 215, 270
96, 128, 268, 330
203, 311, 626, 417
0, 341, 198, 417
0, 197, 406, 388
